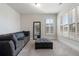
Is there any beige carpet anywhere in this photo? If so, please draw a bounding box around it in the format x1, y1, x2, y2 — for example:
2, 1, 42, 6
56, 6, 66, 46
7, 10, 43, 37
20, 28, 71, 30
18, 39, 79, 56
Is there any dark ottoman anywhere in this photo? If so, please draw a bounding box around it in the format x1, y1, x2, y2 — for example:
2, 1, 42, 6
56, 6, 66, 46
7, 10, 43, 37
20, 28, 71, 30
35, 38, 53, 49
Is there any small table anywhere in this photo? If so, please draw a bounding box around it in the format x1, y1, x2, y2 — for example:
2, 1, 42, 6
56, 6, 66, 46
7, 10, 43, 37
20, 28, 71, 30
35, 38, 53, 49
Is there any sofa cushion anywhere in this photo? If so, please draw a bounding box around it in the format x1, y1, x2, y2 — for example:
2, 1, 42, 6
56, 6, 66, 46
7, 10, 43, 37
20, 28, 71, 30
16, 40, 24, 48
0, 34, 12, 41
0, 34, 16, 50
15, 32, 25, 40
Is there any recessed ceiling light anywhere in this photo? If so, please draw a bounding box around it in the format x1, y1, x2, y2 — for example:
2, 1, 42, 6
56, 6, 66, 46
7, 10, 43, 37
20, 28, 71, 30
33, 3, 40, 7
59, 3, 62, 5
58, 3, 63, 5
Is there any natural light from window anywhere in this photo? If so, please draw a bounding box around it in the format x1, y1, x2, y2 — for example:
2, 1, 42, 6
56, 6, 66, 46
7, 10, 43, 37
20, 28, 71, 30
45, 19, 54, 35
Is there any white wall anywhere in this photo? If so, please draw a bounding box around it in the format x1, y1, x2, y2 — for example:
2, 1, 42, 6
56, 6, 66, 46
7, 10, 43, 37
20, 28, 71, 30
0, 4, 21, 35
21, 14, 57, 40
57, 4, 79, 52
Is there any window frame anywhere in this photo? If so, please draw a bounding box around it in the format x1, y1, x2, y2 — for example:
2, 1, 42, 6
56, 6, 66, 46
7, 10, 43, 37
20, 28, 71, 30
45, 19, 54, 35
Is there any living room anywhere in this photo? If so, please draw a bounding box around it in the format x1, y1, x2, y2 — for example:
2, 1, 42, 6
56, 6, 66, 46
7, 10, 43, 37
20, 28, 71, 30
1, 2, 79, 56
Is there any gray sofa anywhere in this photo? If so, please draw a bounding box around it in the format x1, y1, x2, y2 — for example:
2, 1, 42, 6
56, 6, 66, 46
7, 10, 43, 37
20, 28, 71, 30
0, 31, 30, 56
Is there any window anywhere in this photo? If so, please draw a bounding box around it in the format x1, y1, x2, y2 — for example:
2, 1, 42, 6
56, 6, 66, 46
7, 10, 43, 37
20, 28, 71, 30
60, 6, 79, 41
63, 13, 69, 25
77, 23, 79, 33
69, 8, 76, 33
45, 19, 53, 34
77, 6, 79, 22
69, 23, 75, 32
64, 25, 69, 32
76, 6, 79, 38
76, 6, 79, 35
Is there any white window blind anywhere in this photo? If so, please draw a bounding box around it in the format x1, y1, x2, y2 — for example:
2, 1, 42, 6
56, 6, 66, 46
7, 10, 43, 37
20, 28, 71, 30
45, 19, 53, 35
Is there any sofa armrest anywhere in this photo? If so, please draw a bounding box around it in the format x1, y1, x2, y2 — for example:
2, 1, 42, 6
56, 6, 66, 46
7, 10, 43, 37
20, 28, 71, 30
0, 40, 15, 56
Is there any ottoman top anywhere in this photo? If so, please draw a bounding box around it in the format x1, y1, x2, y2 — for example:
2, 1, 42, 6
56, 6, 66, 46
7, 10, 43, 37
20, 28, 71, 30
35, 38, 50, 42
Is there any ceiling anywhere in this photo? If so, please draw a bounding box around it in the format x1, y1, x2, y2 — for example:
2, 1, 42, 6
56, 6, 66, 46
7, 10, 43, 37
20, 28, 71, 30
7, 3, 79, 14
